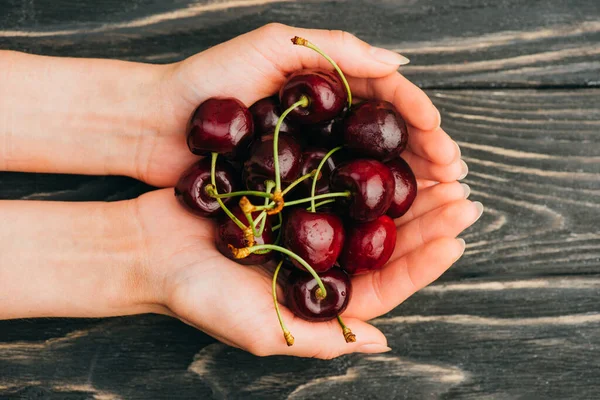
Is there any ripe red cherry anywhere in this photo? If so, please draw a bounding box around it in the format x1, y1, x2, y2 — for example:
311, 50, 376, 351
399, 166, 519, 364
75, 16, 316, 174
386, 158, 417, 218
243, 134, 303, 191
343, 101, 408, 161
282, 208, 345, 273
339, 215, 397, 275
215, 206, 274, 265
285, 267, 352, 322
187, 97, 254, 158
297, 148, 343, 197
306, 113, 345, 148
330, 159, 395, 222
279, 69, 347, 125
175, 158, 238, 218
249, 96, 298, 137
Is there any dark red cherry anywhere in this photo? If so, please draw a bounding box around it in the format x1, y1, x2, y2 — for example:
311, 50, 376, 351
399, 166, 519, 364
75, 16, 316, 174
285, 267, 352, 322
296, 148, 343, 197
187, 97, 254, 158
330, 159, 395, 222
306, 113, 345, 148
243, 134, 303, 190
279, 69, 347, 125
175, 158, 238, 218
343, 101, 408, 161
249, 96, 298, 137
282, 208, 345, 273
386, 158, 417, 218
339, 215, 397, 275
215, 206, 274, 265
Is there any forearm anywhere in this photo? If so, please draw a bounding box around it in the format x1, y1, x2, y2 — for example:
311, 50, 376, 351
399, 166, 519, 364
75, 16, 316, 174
0, 199, 161, 319
0, 50, 164, 178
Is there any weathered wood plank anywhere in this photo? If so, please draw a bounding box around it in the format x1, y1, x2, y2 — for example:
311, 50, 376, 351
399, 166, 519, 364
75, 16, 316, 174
1, 277, 599, 399
1, 0, 599, 87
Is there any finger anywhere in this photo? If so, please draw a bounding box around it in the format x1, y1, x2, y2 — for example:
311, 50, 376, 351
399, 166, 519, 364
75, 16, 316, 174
417, 179, 439, 189
348, 73, 440, 131
391, 200, 483, 262
247, 310, 390, 359
344, 237, 466, 320
401, 151, 467, 182
395, 182, 470, 226
407, 125, 460, 165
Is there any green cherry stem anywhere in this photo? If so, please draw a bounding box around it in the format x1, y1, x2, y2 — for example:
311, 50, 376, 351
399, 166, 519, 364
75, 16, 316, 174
272, 260, 294, 346
292, 36, 352, 108
255, 180, 276, 237
207, 189, 272, 199
306, 199, 336, 211
210, 152, 246, 231
274, 95, 309, 192
310, 146, 343, 212
238, 244, 327, 299
281, 170, 317, 196
283, 191, 351, 208
337, 315, 357, 343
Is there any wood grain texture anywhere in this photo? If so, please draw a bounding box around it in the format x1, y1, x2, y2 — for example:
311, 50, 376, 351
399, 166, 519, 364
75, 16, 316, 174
0, 0, 599, 88
1, 279, 599, 399
1, 0, 599, 399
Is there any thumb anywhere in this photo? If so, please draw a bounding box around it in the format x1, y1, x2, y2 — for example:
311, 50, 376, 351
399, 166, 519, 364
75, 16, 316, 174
255, 23, 410, 77
250, 310, 390, 359
174, 23, 408, 106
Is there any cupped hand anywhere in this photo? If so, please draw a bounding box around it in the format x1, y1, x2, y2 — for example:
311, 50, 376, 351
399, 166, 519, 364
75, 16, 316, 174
132, 24, 479, 358
139, 23, 464, 187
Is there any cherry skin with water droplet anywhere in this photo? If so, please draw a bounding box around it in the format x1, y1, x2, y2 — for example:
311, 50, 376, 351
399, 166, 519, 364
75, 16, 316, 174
282, 208, 345, 273
175, 158, 239, 218
285, 267, 352, 322
329, 159, 395, 222
343, 100, 408, 161
386, 157, 417, 218
215, 206, 274, 265
296, 148, 344, 197
249, 96, 298, 137
187, 97, 254, 158
243, 134, 303, 191
339, 215, 397, 275
279, 68, 347, 125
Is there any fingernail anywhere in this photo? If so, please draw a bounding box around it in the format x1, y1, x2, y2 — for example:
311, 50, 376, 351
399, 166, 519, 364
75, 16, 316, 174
460, 183, 471, 199
454, 141, 461, 158
436, 107, 442, 127
454, 238, 466, 262
370, 47, 410, 66
356, 343, 392, 354
473, 201, 484, 221
458, 160, 469, 180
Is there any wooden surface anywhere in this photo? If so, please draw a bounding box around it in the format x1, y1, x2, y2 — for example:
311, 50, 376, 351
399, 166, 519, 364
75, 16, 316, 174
1, 1, 599, 399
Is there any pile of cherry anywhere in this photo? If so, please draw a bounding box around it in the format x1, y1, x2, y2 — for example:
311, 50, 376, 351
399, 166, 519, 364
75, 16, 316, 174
175, 37, 416, 346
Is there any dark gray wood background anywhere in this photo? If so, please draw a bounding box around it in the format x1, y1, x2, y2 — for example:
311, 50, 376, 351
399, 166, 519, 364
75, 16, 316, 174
1, 1, 599, 399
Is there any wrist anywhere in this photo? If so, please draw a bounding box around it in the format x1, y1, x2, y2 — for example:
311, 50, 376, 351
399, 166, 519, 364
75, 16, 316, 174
0, 50, 170, 180
0, 198, 167, 319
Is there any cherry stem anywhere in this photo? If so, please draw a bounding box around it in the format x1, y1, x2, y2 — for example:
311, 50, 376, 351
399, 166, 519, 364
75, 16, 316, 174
210, 152, 246, 231
306, 199, 336, 210
282, 170, 317, 196
292, 36, 352, 108
274, 213, 283, 244
255, 180, 275, 237
272, 260, 294, 346
273, 95, 309, 192
206, 188, 272, 199
310, 146, 343, 212
336, 315, 357, 343
243, 244, 327, 299
282, 191, 351, 208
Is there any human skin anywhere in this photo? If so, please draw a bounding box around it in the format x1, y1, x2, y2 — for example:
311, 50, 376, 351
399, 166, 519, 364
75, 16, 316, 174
0, 23, 480, 358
